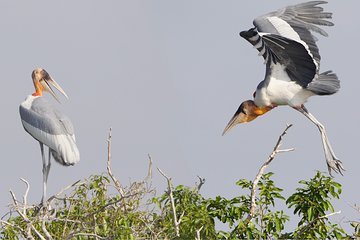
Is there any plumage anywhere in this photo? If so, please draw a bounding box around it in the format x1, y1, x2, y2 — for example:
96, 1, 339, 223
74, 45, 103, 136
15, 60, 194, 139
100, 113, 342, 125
19, 68, 79, 204
20, 96, 79, 166
223, 1, 344, 176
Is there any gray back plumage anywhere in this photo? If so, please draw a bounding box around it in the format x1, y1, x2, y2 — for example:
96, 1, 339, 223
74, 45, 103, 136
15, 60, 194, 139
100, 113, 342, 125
20, 97, 75, 135
20, 96, 80, 166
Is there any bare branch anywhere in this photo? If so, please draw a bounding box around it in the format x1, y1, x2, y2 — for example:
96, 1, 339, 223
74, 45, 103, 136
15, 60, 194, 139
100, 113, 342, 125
106, 128, 125, 197
42, 219, 53, 240
20, 178, 30, 216
0, 219, 29, 238
246, 124, 294, 223
85, 192, 141, 218
67, 232, 106, 239
348, 203, 360, 213
195, 226, 204, 240
145, 154, 153, 182
297, 210, 341, 236
48, 180, 83, 204
9, 189, 45, 240
157, 167, 182, 237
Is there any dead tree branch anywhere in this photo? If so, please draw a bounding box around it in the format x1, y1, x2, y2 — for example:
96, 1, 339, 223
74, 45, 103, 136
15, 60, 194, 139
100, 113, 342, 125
195, 225, 204, 240
9, 188, 45, 240
42, 218, 53, 240
20, 178, 30, 216
246, 124, 294, 223
157, 167, 183, 237
106, 128, 125, 197
48, 180, 83, 204
145, 154, 153, 182
297, 210, 341, 237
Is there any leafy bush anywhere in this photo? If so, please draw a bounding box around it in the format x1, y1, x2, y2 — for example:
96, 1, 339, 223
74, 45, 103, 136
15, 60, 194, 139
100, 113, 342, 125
2, 170, 356, 239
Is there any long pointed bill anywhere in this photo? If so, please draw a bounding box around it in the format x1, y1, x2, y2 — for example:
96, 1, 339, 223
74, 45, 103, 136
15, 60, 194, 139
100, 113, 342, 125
222, 100, 270, 136
41, 76, 69, 102
222, 111, 246, 136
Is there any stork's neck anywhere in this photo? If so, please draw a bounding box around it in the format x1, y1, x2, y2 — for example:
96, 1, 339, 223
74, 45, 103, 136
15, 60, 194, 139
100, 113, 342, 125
252, 105, 273, 116
32, 81, 43, 96
32, 91, 42, 97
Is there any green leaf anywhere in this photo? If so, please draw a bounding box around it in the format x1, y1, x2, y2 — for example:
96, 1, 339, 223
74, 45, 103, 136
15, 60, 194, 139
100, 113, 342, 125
307, 207, 314, 222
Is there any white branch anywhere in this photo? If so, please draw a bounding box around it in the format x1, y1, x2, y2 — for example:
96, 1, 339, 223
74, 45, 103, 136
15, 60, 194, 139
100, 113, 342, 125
195, 225, 204, 240
297, 210, 341, 236
42, 219, 53, 240
246, 124, 294, 222
145, 154, 153, 182
20, 178, 30, 216
9, 189, 46, 240
48, 180, 83, 204
106, 128, 125, 197
157, 167, 182, 237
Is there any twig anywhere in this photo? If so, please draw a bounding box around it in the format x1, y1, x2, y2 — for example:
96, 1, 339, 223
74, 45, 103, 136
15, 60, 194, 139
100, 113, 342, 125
246, 124, 294, 223
85, 192, 140, 218
195, 226, 204, 240
48, 180, 83, 204
67, 232, 106, 239
42, 218, 53, 240
9, 190, 45, 240
106, 128, 125, 197
348, 203, 360, 213
297, 210, 341, 237
145, 154, 153, 182
157, 167, 182, 237
0, 219, 29, 238
20, 178, 30, 216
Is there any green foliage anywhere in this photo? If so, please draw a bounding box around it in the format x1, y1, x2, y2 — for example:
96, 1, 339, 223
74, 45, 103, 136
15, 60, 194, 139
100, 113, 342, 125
207, 172, 289, 239
286, 171, 347, 239
153, 185, 217, 239
1, 171, 357, 239
1, 174, 158, 239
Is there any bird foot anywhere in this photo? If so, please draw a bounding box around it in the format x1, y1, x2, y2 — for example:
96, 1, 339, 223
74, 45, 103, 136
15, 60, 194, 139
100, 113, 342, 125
33, 200, 53, 216
327, 158, 345, 177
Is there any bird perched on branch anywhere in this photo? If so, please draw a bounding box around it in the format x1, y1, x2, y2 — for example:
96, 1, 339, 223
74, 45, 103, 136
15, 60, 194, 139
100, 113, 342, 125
223, 1, 344, 176
19, 68, 80, 204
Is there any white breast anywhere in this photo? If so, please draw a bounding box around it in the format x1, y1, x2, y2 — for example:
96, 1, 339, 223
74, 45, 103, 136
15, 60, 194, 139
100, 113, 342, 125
254, 63, 315, 107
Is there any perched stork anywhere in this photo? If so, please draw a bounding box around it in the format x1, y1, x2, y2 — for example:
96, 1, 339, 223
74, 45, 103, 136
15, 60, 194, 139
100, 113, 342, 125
19, 68, 80, 203
223, 1, 344, 175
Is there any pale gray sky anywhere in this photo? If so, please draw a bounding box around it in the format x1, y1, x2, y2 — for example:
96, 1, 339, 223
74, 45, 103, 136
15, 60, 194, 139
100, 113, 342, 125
1, 0, 358, 232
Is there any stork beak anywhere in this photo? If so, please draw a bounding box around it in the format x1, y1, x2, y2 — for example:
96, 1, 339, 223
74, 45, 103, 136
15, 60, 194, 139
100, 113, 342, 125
41, 77, 69, 102
222, 103, 249, 136
222, 100, 266, 136
37, 69, 69, 102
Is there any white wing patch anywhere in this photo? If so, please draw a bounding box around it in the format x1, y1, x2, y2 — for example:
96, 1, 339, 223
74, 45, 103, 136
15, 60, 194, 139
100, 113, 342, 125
267, 16, 319, 69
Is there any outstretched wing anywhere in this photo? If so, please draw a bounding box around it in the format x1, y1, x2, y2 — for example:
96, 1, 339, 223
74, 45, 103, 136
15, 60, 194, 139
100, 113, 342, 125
240, 1, 333, 87
254, 1, 333, 67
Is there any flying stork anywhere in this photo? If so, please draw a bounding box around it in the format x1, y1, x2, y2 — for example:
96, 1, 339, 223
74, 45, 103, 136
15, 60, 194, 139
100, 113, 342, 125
19, 68, 80, 203
222, 1, 344, 175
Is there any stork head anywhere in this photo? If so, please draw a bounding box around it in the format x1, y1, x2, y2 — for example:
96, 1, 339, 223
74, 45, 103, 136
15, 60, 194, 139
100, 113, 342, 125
32, 68, 68, 102
222, 100, 272, 135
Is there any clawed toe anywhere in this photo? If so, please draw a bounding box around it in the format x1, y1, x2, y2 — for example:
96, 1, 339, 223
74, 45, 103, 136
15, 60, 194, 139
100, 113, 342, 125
327, 158, 345, 177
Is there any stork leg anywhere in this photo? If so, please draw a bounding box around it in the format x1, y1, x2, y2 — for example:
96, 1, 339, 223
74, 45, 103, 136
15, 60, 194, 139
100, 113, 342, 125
295, 106, 345, 176
39, 142, 51, 204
